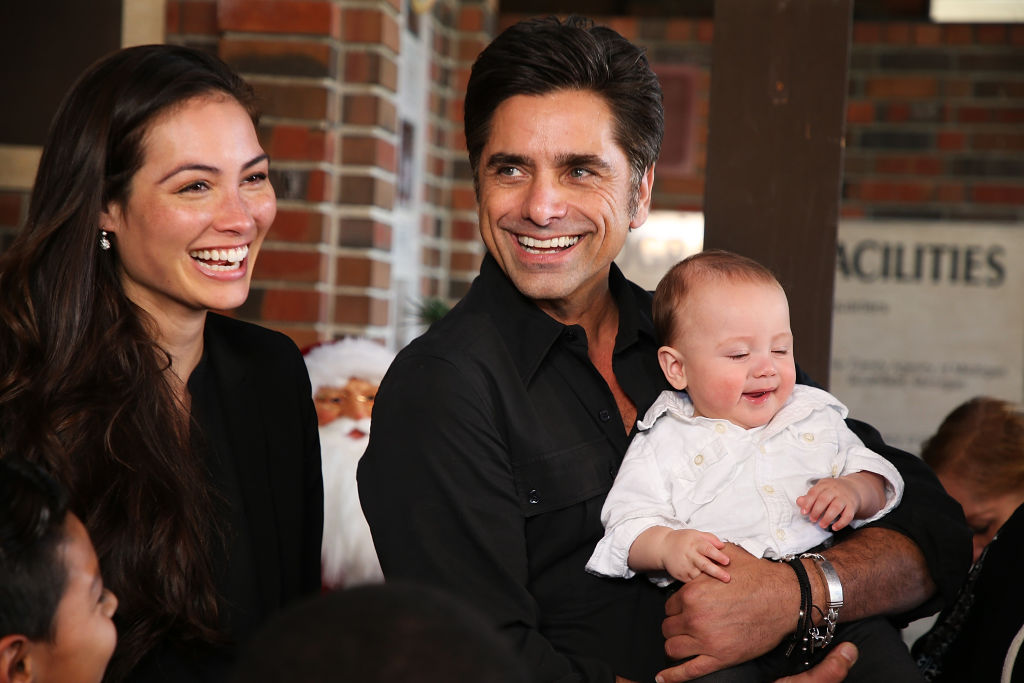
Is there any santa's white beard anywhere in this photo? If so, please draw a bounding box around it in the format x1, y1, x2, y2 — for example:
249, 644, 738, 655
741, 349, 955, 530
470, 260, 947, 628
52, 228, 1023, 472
319, 419, 383, 587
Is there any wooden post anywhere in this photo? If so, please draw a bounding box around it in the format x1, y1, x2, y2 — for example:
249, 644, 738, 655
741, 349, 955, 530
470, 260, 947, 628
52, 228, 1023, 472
703, 0, 853, 387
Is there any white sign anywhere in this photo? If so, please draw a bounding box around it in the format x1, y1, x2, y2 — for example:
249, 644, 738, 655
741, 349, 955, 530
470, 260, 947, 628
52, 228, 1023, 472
830, 220, 1024, 455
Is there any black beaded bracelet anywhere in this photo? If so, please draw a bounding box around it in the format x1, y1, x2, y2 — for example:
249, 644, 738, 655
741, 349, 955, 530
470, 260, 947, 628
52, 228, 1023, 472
785, 557, 813, 668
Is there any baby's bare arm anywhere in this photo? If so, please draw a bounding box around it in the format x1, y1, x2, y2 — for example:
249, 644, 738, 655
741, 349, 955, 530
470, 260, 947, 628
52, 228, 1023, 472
629, 526, 732, 582
797, 472, 887, 531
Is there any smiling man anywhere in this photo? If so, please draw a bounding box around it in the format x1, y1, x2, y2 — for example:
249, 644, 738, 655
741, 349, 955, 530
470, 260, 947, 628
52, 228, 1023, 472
357, 16, 969, 683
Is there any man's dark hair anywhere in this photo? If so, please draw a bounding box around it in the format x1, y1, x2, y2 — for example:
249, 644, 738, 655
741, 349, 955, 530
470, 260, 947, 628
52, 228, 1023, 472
232, 582, 529, 683
464, 15, 664, 209
0, 457, 70, 641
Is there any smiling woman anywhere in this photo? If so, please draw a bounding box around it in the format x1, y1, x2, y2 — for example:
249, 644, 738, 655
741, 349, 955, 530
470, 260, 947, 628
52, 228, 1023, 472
0, 45, 322, 682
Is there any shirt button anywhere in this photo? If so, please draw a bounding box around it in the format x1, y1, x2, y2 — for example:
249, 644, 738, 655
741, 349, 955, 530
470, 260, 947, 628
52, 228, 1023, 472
565, 328, 577, 341
599, 409, 611, 422
759, 445, 767, 454
715, 423, 726, 434
831, 464, 839, 477
528, 490, 540, 504
776, 529, 786, 540
694, 454, 704, 465
763, 484, 775, 494
802, 433, 815, 443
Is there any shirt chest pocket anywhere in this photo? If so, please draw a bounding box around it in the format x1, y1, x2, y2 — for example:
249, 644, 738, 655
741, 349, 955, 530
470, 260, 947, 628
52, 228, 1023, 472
781, 425, 844, 477
512, 437, 616, 517
669, 437, 737, 505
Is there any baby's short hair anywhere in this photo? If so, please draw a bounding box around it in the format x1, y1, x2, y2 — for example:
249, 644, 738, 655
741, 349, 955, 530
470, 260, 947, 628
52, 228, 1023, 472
653, 249, 781, 347
0, 457, 70, 641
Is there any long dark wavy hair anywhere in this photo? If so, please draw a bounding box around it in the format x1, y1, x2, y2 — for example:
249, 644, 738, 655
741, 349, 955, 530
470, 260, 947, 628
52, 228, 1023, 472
0, 44, 259, 680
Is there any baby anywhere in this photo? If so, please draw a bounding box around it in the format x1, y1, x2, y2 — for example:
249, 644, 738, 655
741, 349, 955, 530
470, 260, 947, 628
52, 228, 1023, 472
587, 250, 918, 680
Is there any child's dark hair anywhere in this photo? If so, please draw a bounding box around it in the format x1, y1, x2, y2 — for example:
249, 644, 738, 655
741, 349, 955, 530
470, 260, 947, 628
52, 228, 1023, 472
0, 457, 70, 641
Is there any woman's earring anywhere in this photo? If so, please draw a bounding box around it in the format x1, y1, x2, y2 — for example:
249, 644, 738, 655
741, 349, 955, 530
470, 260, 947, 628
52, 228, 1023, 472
99, 230, 111, 251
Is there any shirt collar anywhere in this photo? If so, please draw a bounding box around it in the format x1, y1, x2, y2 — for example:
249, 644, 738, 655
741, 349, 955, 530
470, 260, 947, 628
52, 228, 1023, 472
468, 253, 655, 385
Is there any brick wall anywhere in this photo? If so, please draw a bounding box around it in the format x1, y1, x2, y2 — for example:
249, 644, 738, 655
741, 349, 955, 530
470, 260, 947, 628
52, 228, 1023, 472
843, 22, 1024, 221
1, 8, 1019, 349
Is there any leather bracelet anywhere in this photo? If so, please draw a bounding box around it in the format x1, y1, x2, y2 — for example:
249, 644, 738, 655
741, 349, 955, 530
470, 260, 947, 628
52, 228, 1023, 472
800, 553, 843, 652
784, 557, 813, 667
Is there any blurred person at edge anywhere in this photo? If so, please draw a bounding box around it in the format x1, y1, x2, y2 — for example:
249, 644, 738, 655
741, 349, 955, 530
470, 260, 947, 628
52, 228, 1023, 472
914, 397, 1024, 682
0, 45, 323, 682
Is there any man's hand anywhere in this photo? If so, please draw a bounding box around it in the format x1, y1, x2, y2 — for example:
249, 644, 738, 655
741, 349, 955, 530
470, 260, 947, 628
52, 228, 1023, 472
658, 544, 798, 682
776, 643, 858, 683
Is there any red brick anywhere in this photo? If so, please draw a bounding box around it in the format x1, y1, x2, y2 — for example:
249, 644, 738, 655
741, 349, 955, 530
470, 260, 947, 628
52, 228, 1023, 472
865, 76, 938, 98
883, 23, 912, 44
343, 9, 400, 52
219, 0, 339, 37
165, 1, 182, 34
655, 176, 704, 196
270, 209, 326, 243
971, 184, 1024, 204
944, 79, 973, 98
452, 219, 478, 242
256, 82, 330, 120
336, 256, 391, 288
341, 136, 397, 172
256, 249, 323, 282
936, 184, 965, 202
853, 23, 882, 44
419, 276, 440, 298
665, 20, 695, 42
458, 6, 485, 32
452, 187, 477, 212
957, 106, 991, 124
875, 155, 944, 176
450, 250, 482, 273
996, 108, 1024, 124
936, 131, 966, 151
846, 101, 875, 124
1012, 26, 1024, 46
338, 175, 394, 210
182, 1, 217, 34
972, 133, 1024, 151
913, 24, 943, 46
840, 205, 867, 218
851, 181, 931, 202
696, 20, 714, 44
220, 39, 334, 78
267, 125, 331, 162
334, 294, 388, 326
976, 25, 1008, 44
343, 94, 397, 131
261, 289, 324, 322
943, 25, 973, 44
307, 169, 330, 202
606, 17, 637, 40
884, 103, 912, 123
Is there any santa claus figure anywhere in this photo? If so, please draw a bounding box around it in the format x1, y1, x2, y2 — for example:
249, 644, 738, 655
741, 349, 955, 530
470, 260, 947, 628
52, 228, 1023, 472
304, 338, 395, 588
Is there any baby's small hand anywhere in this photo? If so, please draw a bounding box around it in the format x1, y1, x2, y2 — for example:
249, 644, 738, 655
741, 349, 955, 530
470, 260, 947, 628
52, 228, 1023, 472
662, 530, 732, 583
797, 479, 859, 531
